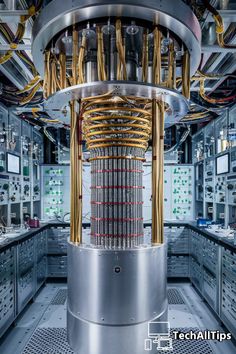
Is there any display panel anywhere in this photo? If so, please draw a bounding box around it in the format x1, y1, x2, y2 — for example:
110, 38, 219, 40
6, 152, 20, 174
216, 153, 229, 175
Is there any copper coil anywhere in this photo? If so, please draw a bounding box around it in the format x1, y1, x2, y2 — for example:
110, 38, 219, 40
82, 96, 152, 150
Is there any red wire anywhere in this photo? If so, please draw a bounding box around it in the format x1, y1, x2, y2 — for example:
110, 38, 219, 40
205, 93, 236, 103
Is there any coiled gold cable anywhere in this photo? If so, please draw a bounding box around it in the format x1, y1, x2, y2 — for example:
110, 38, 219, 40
82, 96, 152, 150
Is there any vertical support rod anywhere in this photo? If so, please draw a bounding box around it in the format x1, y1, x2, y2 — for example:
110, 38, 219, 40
70, 100, 82, 243
182, 49, 190, 99
152, 99, 165, 245
167, 42, 176, 89
72, 26, 78, 85
142, 31, 149, 82
43, 51, 50, 98
153, 27, 161, 85
59, 53, 67, 89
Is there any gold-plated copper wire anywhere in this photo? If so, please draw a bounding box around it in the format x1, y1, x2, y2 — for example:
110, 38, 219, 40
59, 53, 67, 89
72, 27, 78, 85
43, 51, 51, 98
78, 32, 86, 84
70, 100, 82, 243
182, 49, 190, 99
152, 99, 165, 245
82, 96, 152, 150
153, 27, 161, 85
116, 19, 127, 80
142, 32, 149, 82
167, 41, 176, 89
97, 27, 107, 81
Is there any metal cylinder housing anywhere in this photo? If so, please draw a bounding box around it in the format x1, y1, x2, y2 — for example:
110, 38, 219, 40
67, 242, 167, 354
32, 0, 201, 77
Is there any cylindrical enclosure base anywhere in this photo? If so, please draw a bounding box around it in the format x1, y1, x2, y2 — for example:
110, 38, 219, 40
67, 242, 167, 354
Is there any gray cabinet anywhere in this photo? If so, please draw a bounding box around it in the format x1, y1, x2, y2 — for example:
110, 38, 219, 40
166, 226, 190, 277
35, 231, 47, 291
47, 227, 69, 277
190, 230, 203, 292
17, 238, 35, 313
221, 248, 236, 339
202, 238, 219, 313
0, 247, 15, 337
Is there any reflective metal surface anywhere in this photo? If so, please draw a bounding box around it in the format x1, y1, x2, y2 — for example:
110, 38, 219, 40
32, 0, 201, 77
44, 81, 189, 127
67, 242, 167, 353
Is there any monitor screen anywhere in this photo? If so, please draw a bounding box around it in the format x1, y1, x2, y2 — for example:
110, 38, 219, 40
7, 153, 20, 174
148, 322, 170, 337
216, 153, 229, 175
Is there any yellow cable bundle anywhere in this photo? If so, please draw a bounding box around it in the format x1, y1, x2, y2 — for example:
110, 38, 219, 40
199, 80, 218, 104
19, 82, 41, 105
0, 50, 13, 64
97, 27, 107, 81
0, 4, 38, 68
152, 27, 161, 85
115, 19, 127, 80
70, 100, 82, 244
77, 32, 86, 84
203, 0, 236, 48
151, 99, 165, 245
142, 32, 149, 82
43, 51, 51, 98
16, 75, 41, 94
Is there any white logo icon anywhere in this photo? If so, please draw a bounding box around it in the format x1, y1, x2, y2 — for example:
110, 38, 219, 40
145, 321, 173, 352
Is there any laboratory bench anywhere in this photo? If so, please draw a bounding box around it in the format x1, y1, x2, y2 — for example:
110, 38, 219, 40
0, 221, 235, 339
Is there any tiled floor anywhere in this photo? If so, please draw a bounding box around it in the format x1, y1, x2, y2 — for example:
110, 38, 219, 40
0, 282, 235, 354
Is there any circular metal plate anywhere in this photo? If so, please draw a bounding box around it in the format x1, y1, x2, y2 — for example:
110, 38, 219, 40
32, 0, 201, 76
44, 81, 189, 127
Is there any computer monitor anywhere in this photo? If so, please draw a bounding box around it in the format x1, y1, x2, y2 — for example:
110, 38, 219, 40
216, 153, 229, 175
148, 322, 170, 338
6, 153, 20, 174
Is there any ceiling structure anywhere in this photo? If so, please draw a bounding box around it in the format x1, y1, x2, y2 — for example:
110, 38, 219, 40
0, 0, 236, 135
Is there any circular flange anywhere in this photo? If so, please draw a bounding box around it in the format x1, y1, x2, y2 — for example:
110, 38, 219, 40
32, 0, 201, 76
44, 81, 189, 127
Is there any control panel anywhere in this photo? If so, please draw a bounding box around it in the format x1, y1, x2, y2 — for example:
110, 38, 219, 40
0, 107, 7, 173
227, 176, 236, 205
204, 159, 214, 202
8, 114, 21, 153
231, 149, 236, 173
143, 164, 194, 221
171, 166, 194, 220
192, 132, 204, 164
215, 175, 227, 203
41, 165, 70, 220
21, 121, 31, 158
0, 176, 9, 205
0, 105, 43, 225
22, 177, 31, 202
9, 176, 21, 203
